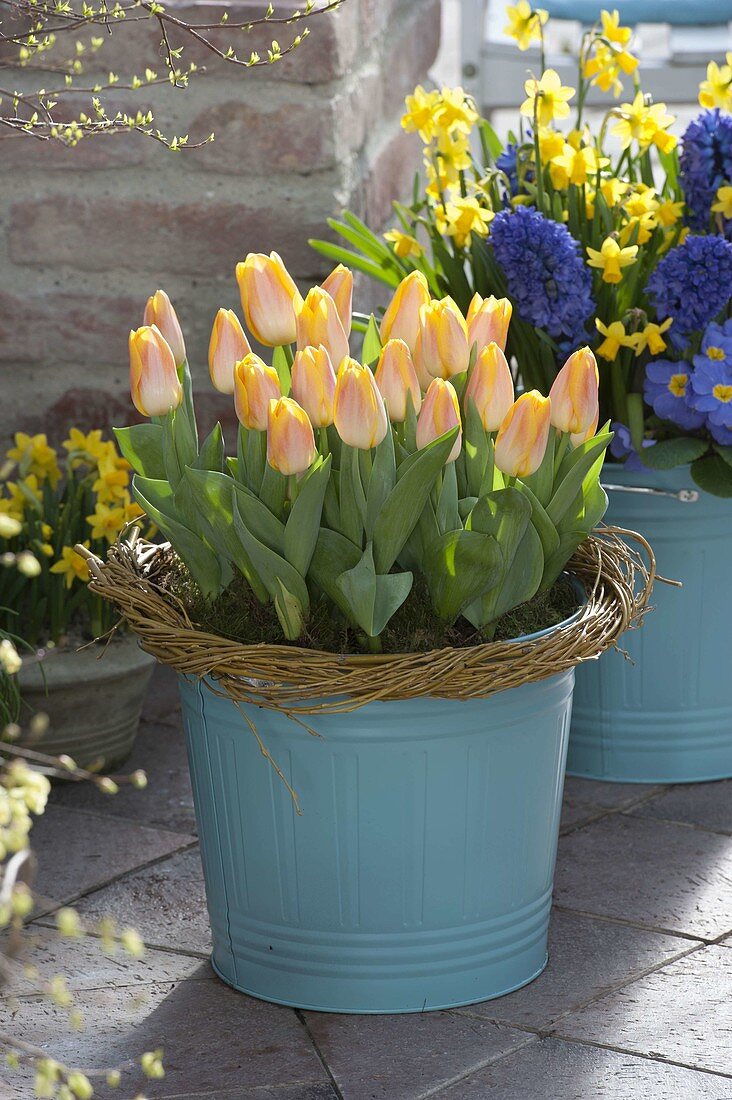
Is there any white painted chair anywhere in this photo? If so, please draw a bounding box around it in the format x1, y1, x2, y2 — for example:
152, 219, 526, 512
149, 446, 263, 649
461, 1, 732, 113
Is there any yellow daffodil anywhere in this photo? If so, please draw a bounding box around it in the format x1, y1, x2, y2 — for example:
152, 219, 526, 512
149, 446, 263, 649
86, 502, 128, 542
595, 318, 639, 361
643, 103, 677, 154
402, 84, 441, 143
699, 58, 732, 111
656, 198, 685, 228
612, 91, 650, 148
434, 127, 473, 172
383, 229, 424, 259
6, 433, 60, 488
600, 178, 629, 207
62, 427, 108, 468
586, 237, 638, 284
537, 126, 565, 162
633, 318, 673, 356
92, 452, 130, 503
600, 9, 633, 47
549, 143, 606, 189
504, 1, 548, 50
434, 87, 479, 134
50, 545, 90, 588
521, 70, 575, 127
712, 185, 732, 219
436, 196, 494, 248
620, 186, 659, 245
583, 41, 637, 98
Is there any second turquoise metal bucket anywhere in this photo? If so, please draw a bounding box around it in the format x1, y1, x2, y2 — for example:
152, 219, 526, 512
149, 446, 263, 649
570, 464, 732, 783
178, 658, 575, 1014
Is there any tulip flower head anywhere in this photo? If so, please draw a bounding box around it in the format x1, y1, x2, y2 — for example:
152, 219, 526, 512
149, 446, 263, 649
571, 409, 599, 447
379, 270, 431, 353
233, 353, 281, 431
291, 344, 337, 428
414, 296, 471, 385
296, 286, 350, 369
333, 358, 388, 449
208, 308, 252, 395
494, 390, 552, 478
143, 289, 186, 366
416, 378, 462, 462
549, 346, 600, 435
466, 294, 513, 354
128, 325, 183, 417
267, 397, 317, 476
464, 343, 515, 430
374, 339, 422, 422
321, 264, 353, 338
236, 252, 303, 347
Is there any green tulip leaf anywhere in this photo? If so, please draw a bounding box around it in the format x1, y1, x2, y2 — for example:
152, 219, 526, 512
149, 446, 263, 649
232, 495, 310, 628
463, 522, 543, 629
338, 444, 367, 547
284, 456, 332, 577
424, 528, 502, 623
514, 481, 561, 561
335, 543, 413, 637
193, 423, 225, 474
362, 314, 383, 366
464, 399, 490, 499
547, 429, 612, 526
114, 424, 165, 480
365, 428, 397, 538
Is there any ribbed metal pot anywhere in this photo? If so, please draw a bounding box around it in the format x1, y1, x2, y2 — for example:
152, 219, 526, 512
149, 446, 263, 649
570, 464, 732, 783
178, 654, 575, 1014
18, 635, 154, 771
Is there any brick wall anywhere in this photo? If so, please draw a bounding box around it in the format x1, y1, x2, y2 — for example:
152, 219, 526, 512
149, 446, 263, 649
0, 0, 440, 445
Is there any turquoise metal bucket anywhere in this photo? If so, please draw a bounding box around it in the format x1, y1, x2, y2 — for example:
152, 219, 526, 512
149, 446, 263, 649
570, 464, 732, 784
178, 650, 576, 1014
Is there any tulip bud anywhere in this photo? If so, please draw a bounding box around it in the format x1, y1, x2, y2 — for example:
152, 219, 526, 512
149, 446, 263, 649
414, 296, 471, 385
236, 251, 303, 347
267, 397, 317, 476
291, 344, 337, 428
374, 339, 422, 422
208, 308, 251, 395
333, 357, 389, 449
416, 378, 462, 463
494, 391, 552, 478
379, 270, 431, 353
234, 353, 281, 431
549, 346, 600, 435
128, 325, 183, 417
321, 264, 353, 338
296, 286, 350, 369
464, 343, 515, 431
570, 409, 599, 447
466, 293, 512, 354
143, 289, 186, 366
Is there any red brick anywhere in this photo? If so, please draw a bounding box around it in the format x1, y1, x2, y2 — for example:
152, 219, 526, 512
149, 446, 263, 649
0, 99, 148, 171
0, 292, 46, 362
9, 196, 339, 277
189, 96, 333, 174
0, 290, 140, 364
364, 126, 424, 230
378, 0, 441, 124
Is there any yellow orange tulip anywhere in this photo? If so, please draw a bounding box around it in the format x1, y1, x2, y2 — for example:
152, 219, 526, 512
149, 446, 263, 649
466, 293, 512, 353
128, 325, 182, 417
208, 308, 251, 395
379, 270, 431, 353
549, 346, 600, 435
235, 251, 302, 347
321, 264, 353, 338
571, 409, 599, 447
374, 338, 422, 422
333, 357, 388, 449
416, 378, 462, 463
414, 296, 470, 384
494, 391, 552, 478
464, 343, 515, 431
267, 397, 317, 476
143, 289, 186, 366
233, 353, 281, 431
296, 286, 350, 368
291, 344, 337, 428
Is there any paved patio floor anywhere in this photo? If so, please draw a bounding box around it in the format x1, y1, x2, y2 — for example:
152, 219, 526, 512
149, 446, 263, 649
5, 666, 732, 1099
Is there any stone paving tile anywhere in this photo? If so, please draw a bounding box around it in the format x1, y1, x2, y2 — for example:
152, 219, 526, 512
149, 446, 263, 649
50, 720, 196, 834
555, 946, 732, 1076
31, 806, 195, 916
164, 1089, 338, 1100
1, 973, 330, 1099
432, 1037, 732, 1099
456, 909, 694, 1030
632, 780, 732, 836
143, 663, 182, 727
302, 1010, 531, 1100
563, 776, 661, 811
554, 813, 732, 940
6, 925, 206, 995
70, 846, 211, 956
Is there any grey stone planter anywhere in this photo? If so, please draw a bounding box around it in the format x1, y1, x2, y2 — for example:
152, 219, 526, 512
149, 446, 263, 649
17, 635, 155, 771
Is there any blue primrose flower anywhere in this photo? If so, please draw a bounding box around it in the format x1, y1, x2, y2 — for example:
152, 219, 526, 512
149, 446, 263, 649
490, 205, 595, 350
692, 319, 732, 371
689, 357, 732, 441
680, 109, 732, 236
643, 360, 707, 431
646, 235, 732, 342
609, 422, 657, 471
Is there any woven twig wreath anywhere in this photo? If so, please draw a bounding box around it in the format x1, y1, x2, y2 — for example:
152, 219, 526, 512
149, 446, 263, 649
79, 526, 655, 716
